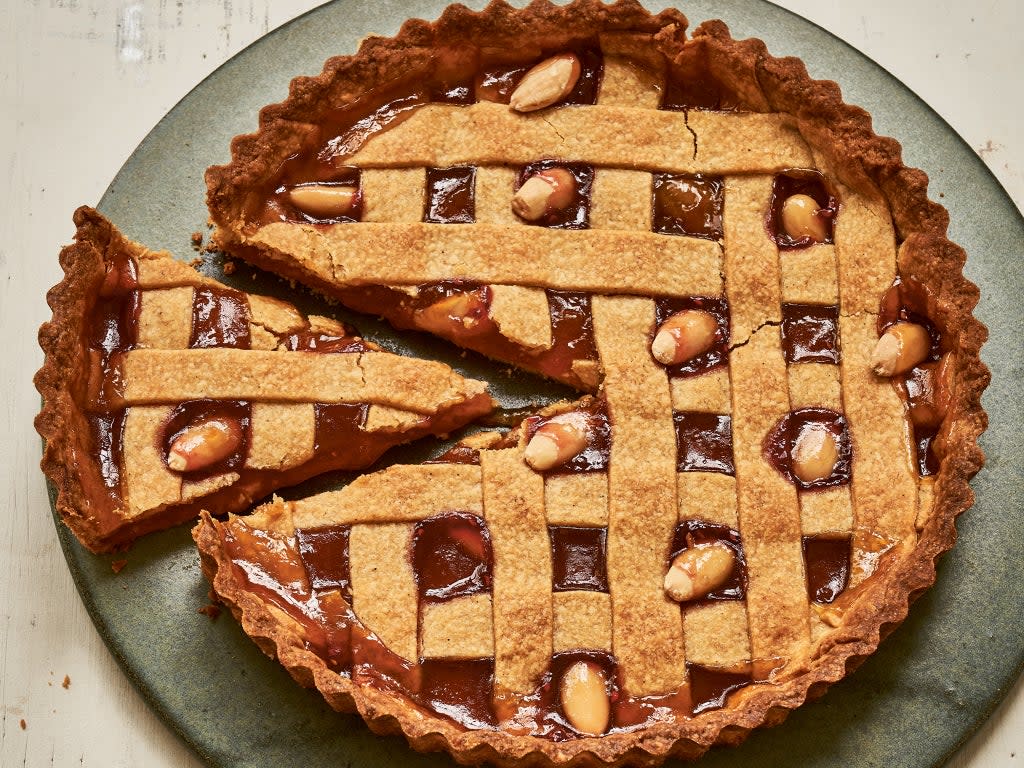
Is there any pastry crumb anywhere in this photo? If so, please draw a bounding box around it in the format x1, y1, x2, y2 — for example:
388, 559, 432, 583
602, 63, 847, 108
19, 719, 26, 730
223, 260, 236, 275
111, 558, 128, 574
62, 674, 71, 689
191, 231, 203, 248
198, 603, 222, 620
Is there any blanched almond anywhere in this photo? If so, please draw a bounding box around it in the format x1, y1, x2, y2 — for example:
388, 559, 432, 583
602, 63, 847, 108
791, 423, 840, 483
559, 660, 610, 736
167, 418, 243, 472
781, 194, 828, 243
651, 310, 718, 366
664, 541, 735, 602
511, 168, 576, 221
524, 412, 589, 471
414, 291, 487, 336
509, 53, 581, 112
288, 184, 358, 219
871, 322, 930, 376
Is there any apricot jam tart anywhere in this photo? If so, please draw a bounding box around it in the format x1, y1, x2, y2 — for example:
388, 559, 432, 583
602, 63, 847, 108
40, 0, 987, 765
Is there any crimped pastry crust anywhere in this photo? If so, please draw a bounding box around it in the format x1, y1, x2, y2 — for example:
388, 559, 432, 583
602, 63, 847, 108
196, 1, 988, 765
35, 207, 166, 552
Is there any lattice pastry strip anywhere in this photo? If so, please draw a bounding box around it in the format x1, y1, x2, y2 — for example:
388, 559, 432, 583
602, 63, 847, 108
346, 103, 812, 175
251, 221, 723, 296
552, 592, 613, 653
544, 473, 607, 527
136, 287, 194, 348
828, 181, 919, 583
481, 448, 553, 693
589, 170, 655, 231
728, 324, 810, 663
420, 595, 495, 660
839, 313, 919, 586
595, 31, 667, 109
290, 464, 483, 528
780, 245, 840, 305
350, 522, 419, 663
722, 175, 784, 344
592, 295, 685, 694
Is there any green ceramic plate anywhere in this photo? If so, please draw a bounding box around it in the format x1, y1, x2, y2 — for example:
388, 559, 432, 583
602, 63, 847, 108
51, 1, 1023, 766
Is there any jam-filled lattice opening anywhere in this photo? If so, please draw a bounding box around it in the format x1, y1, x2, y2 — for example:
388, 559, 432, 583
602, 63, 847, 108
652, 173, 724, 240
424, 166, 477, 223
802, 534, 853, 605
548, 526, 609, 593
413, 512, 493, 602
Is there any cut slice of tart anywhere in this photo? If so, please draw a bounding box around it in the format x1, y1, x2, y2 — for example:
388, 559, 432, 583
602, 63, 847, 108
198, 1, 988, 765
35, 207, 494, 553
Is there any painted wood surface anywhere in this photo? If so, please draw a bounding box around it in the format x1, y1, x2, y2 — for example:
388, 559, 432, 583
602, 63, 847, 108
1, 1, 1020, 766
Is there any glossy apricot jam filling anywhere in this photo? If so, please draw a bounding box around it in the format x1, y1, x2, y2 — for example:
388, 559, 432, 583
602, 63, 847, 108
219, 514, 795, 736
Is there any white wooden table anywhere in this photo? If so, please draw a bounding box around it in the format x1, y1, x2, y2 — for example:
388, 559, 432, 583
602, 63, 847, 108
2, 1, 1021, 766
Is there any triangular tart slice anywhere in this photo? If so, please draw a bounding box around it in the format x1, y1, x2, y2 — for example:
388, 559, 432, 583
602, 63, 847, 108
35, 207, 493, 552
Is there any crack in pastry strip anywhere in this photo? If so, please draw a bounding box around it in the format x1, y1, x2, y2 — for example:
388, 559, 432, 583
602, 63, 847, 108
252, 222, 723, 296
728, 324, 810, 664
723, 175, 783, 344
118, 348, 486, 414
591, 295, 684, 695
345, 102, 812, 174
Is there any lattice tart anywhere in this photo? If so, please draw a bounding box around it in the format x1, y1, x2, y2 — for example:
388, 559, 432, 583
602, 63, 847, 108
213, 0, 984, 764
35, 207, 494, 552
